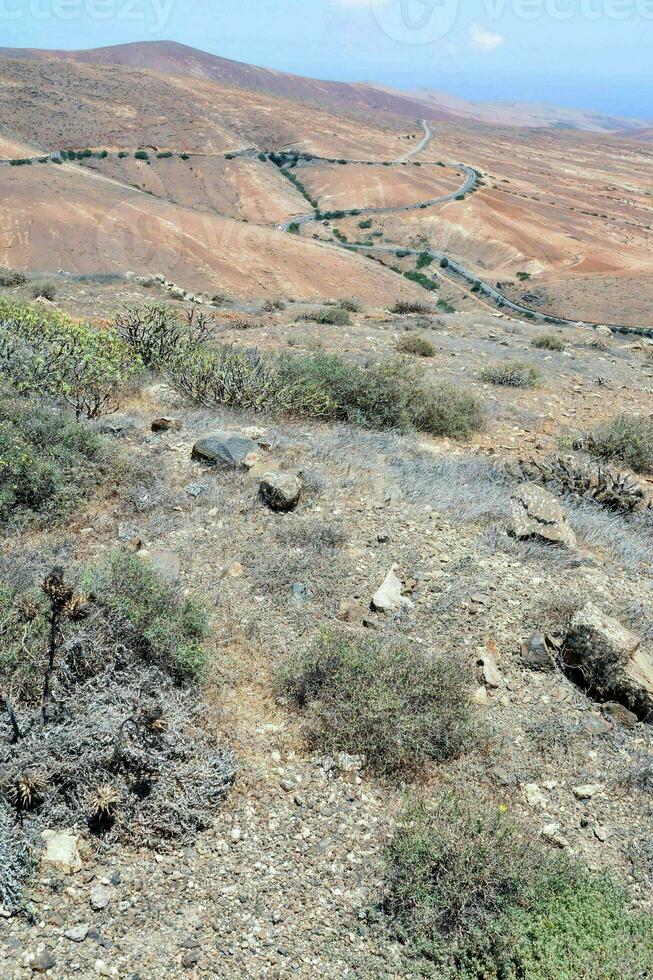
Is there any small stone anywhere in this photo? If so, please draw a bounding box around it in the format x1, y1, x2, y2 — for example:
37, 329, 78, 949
151, 417, 181, 432
521, 633, 557, 671
541, 822, 569, 848
594, 825, 608, 842
90, 884, 113, 911
259, 471, 303, 512
184, 483, 206, 498
230, 826, 242, 843
524, 783, 548, 807
181, 949, 200, 967
225, 562, 244, 578
371, 567, 413, 613
41, 831, 82, 875
472, 686, 488, 705
28, 950, 56, 973
94, 960, 117, 977
478, 652, 502, 688
573, 784, 601, 800
337, 599, 366, 623
65, 924, 89, 943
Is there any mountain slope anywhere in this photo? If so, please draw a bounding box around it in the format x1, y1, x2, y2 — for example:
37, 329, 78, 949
0, 40, 450, 123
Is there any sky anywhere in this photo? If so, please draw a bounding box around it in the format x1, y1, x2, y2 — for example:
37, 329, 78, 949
1, 0, 651, 118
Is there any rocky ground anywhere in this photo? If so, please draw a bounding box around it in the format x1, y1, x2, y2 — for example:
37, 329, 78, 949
1, 284, 652, 978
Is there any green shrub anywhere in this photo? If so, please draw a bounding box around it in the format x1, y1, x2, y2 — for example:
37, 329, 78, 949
0, 298, 140, 418
300, 307, 351, 326
29, 280, 56, 301
134, 150, 149, 161
157, 151, 173, 159
386, 791, 653, 978
169, 344, 484, 438
437, 299, 455, 314
276, 632, 477, 775
114, 303, 213, 367
532, 333, 565, 351
396, 332, 435, 357
358, 218, 373, 229
0, 267, 26, 288
481, 360, 541, 388
82, 551, 209, 681
0, 396, 111, 529
416, 252, 433, 269
573, 414, 653, 474
338, 297, 362, 313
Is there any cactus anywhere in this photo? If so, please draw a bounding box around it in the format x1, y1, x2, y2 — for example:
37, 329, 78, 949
516, 454, 651, 513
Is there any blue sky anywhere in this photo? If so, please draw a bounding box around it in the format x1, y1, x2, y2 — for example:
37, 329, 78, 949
2, 0, 651, 118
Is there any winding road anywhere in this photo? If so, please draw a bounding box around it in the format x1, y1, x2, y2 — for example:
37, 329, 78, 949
1, 124, 650, 335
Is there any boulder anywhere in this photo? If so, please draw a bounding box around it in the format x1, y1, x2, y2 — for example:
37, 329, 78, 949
151, 417, 181, 433
259, 472, 302, 512
564, 602, 652, 719
41, 830, 82, 875
371, 568, 414, 613
192, 432, 257, 469
510, 482, 576, 547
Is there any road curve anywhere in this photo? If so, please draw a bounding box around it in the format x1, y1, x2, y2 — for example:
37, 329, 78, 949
395, 119, 434, 162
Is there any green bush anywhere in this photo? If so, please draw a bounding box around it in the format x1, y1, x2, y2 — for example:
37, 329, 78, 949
82, 551, 209, 681
169, 344, 484, 439
0, 298, 140, 418
396, 332, 435, 357
0, 396, 111, 529
481, 360, 541, 388
135, 150, 149, 161
300, 307, 351, 326
114, 303, 213, 367
338, 297, 362, 313
29, 280, 56, 301
0, 267, 27, 288
573, 414, 653, 474
532, 333, 565, 351
386, 791, 653, 978
276, 632, 477, 776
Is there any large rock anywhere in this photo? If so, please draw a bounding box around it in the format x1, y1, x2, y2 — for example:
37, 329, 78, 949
371, 568, 414, 613
191, 432, 257, 469
259, 472, 302, 512
510, 482, 576, 547
564, 602, 653, 719
41, 830, 82, 875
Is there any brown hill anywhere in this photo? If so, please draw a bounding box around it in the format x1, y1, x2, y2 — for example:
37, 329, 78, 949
0, 40, 449, 123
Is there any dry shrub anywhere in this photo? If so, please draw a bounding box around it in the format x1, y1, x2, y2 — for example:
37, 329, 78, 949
276, 631, 477, 776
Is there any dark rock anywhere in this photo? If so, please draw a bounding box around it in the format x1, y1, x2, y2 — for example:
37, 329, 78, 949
601, 701, 639, 728
259, 471, 302, 512
191, 432, 257, 469
564, 602, 652, 719
29, 950, 56, 972
521, 633, 557, 671
97, 416, 137, 437
151, 417, 181, 432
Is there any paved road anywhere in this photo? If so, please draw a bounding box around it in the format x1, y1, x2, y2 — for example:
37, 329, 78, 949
278, 163, 476, 231
395, 119, 434, 162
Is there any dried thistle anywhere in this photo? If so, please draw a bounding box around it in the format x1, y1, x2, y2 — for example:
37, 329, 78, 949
17, 597, 40, 623
42, 567, 74, 610
9, 771, 47, 810
139, 705, 168, 735
89, 783, 121, 819
65, 594, 92, 621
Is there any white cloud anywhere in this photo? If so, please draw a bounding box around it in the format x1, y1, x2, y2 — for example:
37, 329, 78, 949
469, 22, 505, 53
